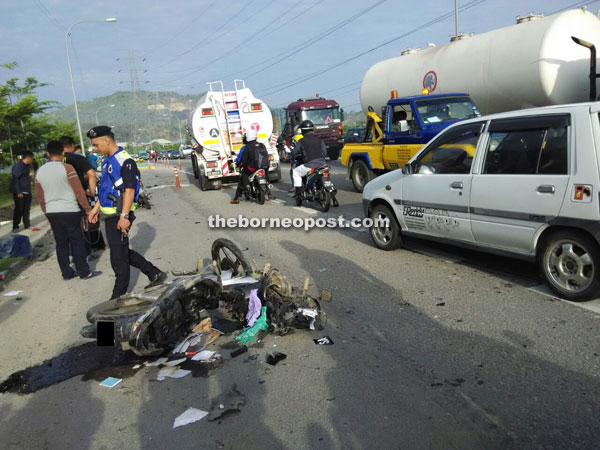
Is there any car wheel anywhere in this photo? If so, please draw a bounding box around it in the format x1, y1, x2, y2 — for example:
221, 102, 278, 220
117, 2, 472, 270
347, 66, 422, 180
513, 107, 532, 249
369, 204, 403, 251
351, 159, 374, 193
539, 230, 600, 301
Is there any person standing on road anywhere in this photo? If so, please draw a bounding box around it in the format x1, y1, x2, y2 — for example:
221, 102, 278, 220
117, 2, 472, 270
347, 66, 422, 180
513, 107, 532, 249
34, 141, 101, 280
230, 129, 274, 203
9, 151, 34, 233
291, 120, 327, 197
88, 149, 99, 171
86, 126, 166, 299
60, 135, 106, 251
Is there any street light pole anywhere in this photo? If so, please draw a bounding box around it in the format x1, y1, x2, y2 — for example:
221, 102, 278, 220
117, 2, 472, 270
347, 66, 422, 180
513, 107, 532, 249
65, 18, 117, 155
95, 104, 115, 126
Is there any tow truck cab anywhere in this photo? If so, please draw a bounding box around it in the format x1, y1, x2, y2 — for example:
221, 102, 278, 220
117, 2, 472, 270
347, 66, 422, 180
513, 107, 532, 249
280, 96, 344, 160
341, 92, 481, 191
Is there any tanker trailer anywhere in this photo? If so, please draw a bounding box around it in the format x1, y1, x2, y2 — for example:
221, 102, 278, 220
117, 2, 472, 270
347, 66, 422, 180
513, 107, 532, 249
360, 8, 600, 115
189, 80, 281, 191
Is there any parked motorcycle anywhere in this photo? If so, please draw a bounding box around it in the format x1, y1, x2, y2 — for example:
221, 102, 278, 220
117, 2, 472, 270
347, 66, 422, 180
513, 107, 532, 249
81, 239, 330, 356
295, 165, 335, 212
245, 169, 270, 205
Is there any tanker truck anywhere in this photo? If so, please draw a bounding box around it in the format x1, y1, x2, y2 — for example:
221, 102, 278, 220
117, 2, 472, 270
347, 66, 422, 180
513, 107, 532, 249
189, 80, 281, 190
342, 8, 600, 192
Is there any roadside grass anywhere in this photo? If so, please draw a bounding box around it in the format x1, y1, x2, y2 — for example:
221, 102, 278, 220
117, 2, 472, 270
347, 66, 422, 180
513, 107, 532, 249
0, 256, 25, 272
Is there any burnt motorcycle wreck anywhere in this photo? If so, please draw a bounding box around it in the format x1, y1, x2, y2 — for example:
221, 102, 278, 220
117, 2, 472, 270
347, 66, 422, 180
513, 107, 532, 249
82, 239, 330, 356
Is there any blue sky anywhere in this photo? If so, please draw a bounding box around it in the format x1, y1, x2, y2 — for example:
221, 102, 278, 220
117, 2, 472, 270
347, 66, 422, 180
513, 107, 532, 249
1, 0, 598, 111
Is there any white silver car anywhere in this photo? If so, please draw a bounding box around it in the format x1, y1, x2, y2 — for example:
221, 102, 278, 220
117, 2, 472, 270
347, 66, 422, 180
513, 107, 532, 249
363, 102, 600, 301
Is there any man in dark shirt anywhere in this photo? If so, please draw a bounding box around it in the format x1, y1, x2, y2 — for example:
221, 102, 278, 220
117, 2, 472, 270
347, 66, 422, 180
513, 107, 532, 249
60, 135, 106, 250
9, 151, 34, 232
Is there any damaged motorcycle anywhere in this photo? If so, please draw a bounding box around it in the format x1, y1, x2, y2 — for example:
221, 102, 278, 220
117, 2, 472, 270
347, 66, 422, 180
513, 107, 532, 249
81, 238, 330, 356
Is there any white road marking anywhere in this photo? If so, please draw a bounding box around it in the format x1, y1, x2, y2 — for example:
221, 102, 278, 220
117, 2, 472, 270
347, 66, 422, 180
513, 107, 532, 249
527, 284, 600, 314
270, 199, 286, 204
292, 207, 318, 215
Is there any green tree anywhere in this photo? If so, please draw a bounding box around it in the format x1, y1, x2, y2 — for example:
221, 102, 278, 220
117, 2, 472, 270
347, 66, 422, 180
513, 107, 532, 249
0, 62, 75, 166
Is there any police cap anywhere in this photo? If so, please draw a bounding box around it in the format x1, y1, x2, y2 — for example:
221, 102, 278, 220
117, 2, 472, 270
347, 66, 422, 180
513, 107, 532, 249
86, 125, 113, 139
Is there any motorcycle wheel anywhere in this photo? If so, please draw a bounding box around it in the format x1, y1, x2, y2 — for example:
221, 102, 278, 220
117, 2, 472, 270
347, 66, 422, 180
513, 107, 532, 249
315, 189, 331, 212
211, 238, 253, 277
86, 296, 155, 324
258, 187, 266, 205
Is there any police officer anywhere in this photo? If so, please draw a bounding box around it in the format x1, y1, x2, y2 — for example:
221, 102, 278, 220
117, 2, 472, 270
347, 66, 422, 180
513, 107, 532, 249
291, 120, 327, 197
86, 126, 166, 299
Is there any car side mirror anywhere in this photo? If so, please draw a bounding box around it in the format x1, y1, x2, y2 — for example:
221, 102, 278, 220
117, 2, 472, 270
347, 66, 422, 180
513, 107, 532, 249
398, 120, 409, 132
340, 108, 345, 122
402, 162, 414, 175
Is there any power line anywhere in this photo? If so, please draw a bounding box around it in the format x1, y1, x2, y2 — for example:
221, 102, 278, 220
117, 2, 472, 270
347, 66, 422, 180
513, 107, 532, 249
150, 0, 259, 69
549, 0, 600, 14
321, 81, 362, 96
149, 0, 325, 88
33, 0, 66, 32
258, 0, 488, 98
145, 0, 219, 56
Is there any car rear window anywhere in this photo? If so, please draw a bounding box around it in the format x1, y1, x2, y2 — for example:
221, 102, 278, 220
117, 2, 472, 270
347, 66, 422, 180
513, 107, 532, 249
483, 114, 569, 175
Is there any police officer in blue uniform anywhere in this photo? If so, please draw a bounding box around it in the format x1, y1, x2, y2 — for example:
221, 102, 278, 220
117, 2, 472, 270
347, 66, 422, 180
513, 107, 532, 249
86, 126, 166, 299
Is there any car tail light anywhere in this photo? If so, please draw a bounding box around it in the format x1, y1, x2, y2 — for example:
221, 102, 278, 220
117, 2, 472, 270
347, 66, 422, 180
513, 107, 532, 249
256, 169, 265, 177
207, 161, 217, 168
337, 123, 343, 136
202, 108, 214, 116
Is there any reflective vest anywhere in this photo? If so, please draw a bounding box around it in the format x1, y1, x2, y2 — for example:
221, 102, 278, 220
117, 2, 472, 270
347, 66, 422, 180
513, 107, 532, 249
99, 148, 139, 215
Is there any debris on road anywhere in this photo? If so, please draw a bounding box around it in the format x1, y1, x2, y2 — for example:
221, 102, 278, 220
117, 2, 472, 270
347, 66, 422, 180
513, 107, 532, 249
207, 385, 246, 421
266, 352, 287, 366
230, 346, 248, 358
157, 367, 191, 381
173, 407, 209, 428
246, 289, 262, 327
145, 357, 168, 367
190, 350, 220, 362
235, 306, 268, 345
99, 377, 122, 388
314, 336, 334, 346
3, 290, 23, 297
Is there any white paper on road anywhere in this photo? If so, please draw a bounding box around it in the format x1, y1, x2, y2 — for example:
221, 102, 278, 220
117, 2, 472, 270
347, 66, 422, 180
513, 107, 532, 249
191, 350, 217, 362
145, 357, 168, 366
157, 367, 191, 380
173, 407, 208, 428
166, 358, 187, 366
3, 290, 22, 297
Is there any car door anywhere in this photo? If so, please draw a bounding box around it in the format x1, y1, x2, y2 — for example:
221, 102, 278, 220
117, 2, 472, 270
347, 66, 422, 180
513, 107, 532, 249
470, 114, 571, 253
399, 122, 484, 242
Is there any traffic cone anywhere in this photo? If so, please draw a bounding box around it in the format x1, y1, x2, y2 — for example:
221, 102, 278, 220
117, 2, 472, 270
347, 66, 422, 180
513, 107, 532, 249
174, 167, 181, 189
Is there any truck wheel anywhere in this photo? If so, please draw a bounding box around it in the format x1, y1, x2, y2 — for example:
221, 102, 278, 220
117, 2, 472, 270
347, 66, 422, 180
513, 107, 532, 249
209, 179, 222, 190
351, 159, 374, 193
538, 230, 600, 301
191, 157, 199, 179
199, 171, 208, 191
369, 204, 403, 251
328, 147, 340, 161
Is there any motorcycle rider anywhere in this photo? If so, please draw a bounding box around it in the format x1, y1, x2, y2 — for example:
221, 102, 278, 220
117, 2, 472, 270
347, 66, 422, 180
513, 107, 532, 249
231, 129, 270, 204
291, 120, 327, 198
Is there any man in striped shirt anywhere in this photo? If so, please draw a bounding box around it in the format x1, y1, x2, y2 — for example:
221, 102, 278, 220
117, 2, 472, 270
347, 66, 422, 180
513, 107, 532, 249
35, 141, 102, 281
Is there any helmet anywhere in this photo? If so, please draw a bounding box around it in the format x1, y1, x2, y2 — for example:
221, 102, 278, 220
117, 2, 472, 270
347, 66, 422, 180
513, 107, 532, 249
245, 129, 258, 141
299, 120, 314, 134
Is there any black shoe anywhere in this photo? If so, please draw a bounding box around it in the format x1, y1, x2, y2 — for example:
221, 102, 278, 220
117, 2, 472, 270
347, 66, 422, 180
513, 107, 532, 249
63, 272, 77, 281
145, 271, 167, 289
80, 324, 97, 339
81, 271, 102, 280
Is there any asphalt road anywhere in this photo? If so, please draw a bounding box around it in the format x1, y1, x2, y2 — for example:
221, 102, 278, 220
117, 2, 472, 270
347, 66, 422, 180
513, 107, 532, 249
0, 158, 599, 449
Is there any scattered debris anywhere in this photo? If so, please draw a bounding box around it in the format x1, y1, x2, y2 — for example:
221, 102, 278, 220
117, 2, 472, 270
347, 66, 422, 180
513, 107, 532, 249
166, 358, 187, 367
191, 350, 220, 362
173, 332, 213, 355
157, 367, 191, 381
246, 289, 262, 327
31, 227, 41, 232
132, 364, 142, 370
266, 352, 287, 366
319, 268, 327, 272
235, 306, 268, 345
313, 336, 334, 346
99, 377, 122, 388
230, 346, 248, 358
145, 357, 168, 367
436, 302, 446, 306
3, 290, 22, 297
19, 275, 28, 280
173, 407, 209, 428
207, 385, 246, 421
297, 308, 318, 330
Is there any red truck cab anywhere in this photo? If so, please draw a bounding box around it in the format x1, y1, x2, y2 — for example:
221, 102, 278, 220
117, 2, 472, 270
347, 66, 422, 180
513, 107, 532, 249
279, 96, 344, 160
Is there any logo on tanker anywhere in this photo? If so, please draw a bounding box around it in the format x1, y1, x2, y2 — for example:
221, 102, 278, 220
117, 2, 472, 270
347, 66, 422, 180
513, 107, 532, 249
423, 70, 437, 92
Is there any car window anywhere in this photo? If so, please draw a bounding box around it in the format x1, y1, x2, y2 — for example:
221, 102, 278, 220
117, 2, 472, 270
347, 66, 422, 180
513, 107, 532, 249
389, 103, 418, 132
483, 116, 569, 175
414, 123, 483, 175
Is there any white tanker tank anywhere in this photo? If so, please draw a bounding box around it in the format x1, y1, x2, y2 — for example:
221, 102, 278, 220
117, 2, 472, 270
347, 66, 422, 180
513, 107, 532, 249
360, 9, 600, 115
